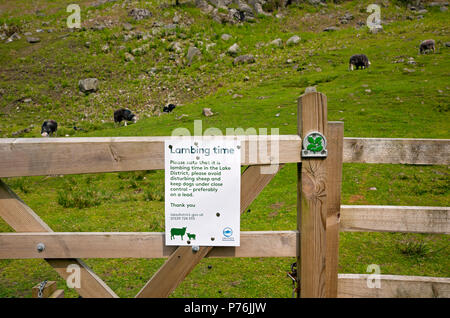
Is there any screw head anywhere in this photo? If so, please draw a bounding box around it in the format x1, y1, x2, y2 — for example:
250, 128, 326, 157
36, 243, 45, 253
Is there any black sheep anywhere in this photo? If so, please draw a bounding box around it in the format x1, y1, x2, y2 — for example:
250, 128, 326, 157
114, 108, 137, 126
41, 120, 57, 137
420, 39, 435, 54
163, 103, 176, 113
349, 54, 371, 71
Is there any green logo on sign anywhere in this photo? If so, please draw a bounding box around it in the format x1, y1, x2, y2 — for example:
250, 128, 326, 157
307, 135, 324, 153
302, 132, 327, 158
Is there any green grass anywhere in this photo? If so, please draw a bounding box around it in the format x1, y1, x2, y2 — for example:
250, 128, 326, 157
0, 0, 449, 298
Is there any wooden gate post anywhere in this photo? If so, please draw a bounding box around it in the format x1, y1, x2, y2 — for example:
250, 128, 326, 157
325, 122, 344, 297
297, 91, 328, 297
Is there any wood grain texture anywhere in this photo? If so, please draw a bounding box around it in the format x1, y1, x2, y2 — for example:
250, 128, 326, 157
136, 164, 282, 298
0, 179, 118, 298
297, 91, 328, 298
0, 136, 299, 177
1, 136, 447, 178
49, 289, 65, 298
0, 231, 298, 259
340, 205, 450, 234
338, 274, 450, 298
343, 138, 450, 165
325, 122, 344, 298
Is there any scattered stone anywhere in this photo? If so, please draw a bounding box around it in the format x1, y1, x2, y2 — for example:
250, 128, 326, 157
101, 44, 110, 53
129, 8, 152, 20
233, 54, 255, 65
124, 52, 135, 62
5, 33, 21, 43
173, 14, 181, 24
369, 187, 377, 191
187, 46, 202, 66
304, 86, 317, 94
12, 126, 34, 137
323, 26, 339, 32
123, 23, 134, 31
169, 41, 183, 53
403, 68, 415, 73
369, 24, 383, 34
84, 42, 91, 48
286, 35, 300, 46
232, 94, 243, 99
206, 43, 216, 51
221, 33, 232, 41
35, 10, 45, 17
24, 32, 32, 36
441, 6, 448, 12
227, 43, 240, 56
23, 98, 32, 103
132, 45, 149, 56
365, 89, 372, 93
202, 108, 214, 117
275, 113, 280, 117
26, 37, 41, 43
36, 29, 44, 33
406, 57, 416, 65
243, 75, 250, 81
78, 78, 99, 94
91, 23, 106, 31
254, 1, 271, 16
176, 114, 189, 120
270, 38, 283, 47
445, 42, 450, 47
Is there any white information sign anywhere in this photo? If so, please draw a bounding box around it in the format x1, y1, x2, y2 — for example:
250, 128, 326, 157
165, 138, 241, 246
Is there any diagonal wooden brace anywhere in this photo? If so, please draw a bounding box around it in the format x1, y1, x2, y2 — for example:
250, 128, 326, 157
135, 164, 283, 298
0, 179, 118, 298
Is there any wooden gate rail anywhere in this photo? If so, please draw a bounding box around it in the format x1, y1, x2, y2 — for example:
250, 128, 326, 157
0, 137, 448, 178
0, 90, 449, 298
1, 205, 447, 260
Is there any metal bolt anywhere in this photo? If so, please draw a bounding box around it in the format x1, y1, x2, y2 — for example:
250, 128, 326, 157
36, 243, 45, 253
192, 245, 200, 253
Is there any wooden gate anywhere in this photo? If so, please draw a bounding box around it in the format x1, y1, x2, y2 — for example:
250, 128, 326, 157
0, 91, 448, 298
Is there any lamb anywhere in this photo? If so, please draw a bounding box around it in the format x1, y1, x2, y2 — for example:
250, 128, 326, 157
187, 233, 196, 240
420, 39, 435, 54
114, 108, 137, 126
349, 54, 371, 71
41, 120, 58, 137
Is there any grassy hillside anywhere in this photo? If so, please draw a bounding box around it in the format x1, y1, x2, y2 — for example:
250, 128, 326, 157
0, 0, 449, 298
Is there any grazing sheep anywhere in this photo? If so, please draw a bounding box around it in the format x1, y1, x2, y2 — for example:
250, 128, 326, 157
349, 54, 371, 71
114, 108, 137, 126
41, 120, 57, 137
163, 103, 176, 113
420, 39, 436, 54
